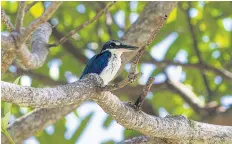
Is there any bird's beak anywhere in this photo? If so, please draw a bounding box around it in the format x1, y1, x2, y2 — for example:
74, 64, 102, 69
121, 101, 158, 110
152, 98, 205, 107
118, 44, 139, 52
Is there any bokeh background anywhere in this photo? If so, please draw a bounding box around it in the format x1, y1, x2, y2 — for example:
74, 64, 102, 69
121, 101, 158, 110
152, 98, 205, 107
1, 1, 232, 144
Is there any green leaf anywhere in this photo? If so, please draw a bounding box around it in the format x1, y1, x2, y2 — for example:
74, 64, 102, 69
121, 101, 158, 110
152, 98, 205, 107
1, 77, 20, 144
2, 103, 12, 129
1, 129, 15, 144
103, 115, 113, 128
70, 112, 93, 143
13, 76, 21, 84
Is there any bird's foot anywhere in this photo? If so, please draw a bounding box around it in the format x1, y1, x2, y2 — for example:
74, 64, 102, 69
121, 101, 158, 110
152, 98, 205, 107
128, 72, 141, 83
124, 101, 141, 111
128, 74, 136, 83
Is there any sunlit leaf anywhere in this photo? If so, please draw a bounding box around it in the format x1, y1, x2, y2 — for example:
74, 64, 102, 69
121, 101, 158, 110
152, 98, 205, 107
30, 2, 44, 18
167, 7, 177, 24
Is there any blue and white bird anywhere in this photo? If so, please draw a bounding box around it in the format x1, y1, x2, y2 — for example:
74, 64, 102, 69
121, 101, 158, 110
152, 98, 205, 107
80, 40, 138, 85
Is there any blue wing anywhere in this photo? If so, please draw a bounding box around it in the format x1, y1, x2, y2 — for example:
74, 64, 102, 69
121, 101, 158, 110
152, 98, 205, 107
80, 51, 111, 79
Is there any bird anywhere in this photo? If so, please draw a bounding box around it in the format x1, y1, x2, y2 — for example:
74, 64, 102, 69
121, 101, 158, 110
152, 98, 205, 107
80, 40, 138, 85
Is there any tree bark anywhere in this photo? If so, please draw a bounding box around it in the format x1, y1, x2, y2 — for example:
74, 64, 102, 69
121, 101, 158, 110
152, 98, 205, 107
2, 74, 232, 144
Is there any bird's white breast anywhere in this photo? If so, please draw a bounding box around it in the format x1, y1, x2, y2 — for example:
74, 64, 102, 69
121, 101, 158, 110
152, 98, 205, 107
100, 54, 121, 85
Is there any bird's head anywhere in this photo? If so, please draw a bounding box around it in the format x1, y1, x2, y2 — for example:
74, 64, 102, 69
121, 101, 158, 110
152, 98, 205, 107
100, 40, 138, 55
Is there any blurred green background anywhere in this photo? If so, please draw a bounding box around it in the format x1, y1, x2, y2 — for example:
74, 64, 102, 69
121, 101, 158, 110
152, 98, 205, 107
1, 1, 232, 144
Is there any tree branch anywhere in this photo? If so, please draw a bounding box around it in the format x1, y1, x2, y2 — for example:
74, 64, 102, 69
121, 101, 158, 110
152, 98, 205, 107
1, 49, 16, 75
19, 2, 62, 45
16, 68, 66, 86
95, 92, 232, 144
134, 77, 154, 110
15, 22, 52, 69
2, 74, 232, 144
1, 8, 15, 32
1, 2, 62, 74
15, 2, 27, 32
1, 34, 15, 52
1, 35, 16, 74
52, 27, 88, 63
1, 104, 79, 144
103, 14, 167, 91
118, 2, 177, 75
1, 8, 17, 74
1, 74, 102, 108
48, 1, 115, 47
118, 135, 177, 144
143, 59, 232, 81
205, 108, 232, 126
184, 2, 213, 102
166, 78, 207, 115
1, 2, 178, 143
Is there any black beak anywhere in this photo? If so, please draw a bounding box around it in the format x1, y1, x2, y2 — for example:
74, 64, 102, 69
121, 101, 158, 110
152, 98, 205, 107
119, 44, 139, 50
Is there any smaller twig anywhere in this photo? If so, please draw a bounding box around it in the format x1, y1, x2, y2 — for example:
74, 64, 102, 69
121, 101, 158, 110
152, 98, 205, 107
16, 68, 66, 86
48, 1, 116, 48
20, 2, 62, 46
110, 12, 124, 31
143, 59, 232, 81
134, 77, 154, 110
15, 2, 27, 32
102, 15, 167, 91
102, 72, 142, 91
25, 1, 38, 12
129, 15, 168, 76
1, 8, 15, 32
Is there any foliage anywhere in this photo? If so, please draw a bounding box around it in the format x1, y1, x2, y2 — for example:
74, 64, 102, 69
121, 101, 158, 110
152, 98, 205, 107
1, 1, 232, 143
1, 77, 20, 144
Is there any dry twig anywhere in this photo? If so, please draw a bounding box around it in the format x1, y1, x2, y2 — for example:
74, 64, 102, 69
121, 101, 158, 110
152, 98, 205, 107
103, 15, 168, 91
134, 77, 155, 110
1, 8, 15, 32
15, 2, 27, 32
48, 1, 116, 48
19, 2, 62, 45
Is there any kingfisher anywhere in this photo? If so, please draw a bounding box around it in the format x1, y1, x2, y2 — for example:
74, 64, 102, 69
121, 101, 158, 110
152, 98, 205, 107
80, 40, 138, 85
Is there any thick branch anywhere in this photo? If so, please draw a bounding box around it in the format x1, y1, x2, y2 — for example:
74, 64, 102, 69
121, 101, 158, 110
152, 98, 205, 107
1, 2, 178, 143
1, 49, 16, 75
1, 35, 16, 74
1, 74, 102, 108
95, 91, 232, 143
2, 74, 232, 144
1, 2, 61, 73
15, 22, 52, 69
118, 2, 177, 75
1, 104, 79, 144
15, 2, 26, 32
1, 35, 15, 52
1, 8, 17, 74
118, 135, 179, 144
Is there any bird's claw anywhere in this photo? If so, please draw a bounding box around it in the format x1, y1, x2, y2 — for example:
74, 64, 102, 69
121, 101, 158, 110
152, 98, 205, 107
128, 73, 137, 83
124, 101, 141, 111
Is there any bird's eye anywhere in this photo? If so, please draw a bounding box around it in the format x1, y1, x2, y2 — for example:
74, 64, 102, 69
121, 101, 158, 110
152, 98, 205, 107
109, 43, 116, 47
